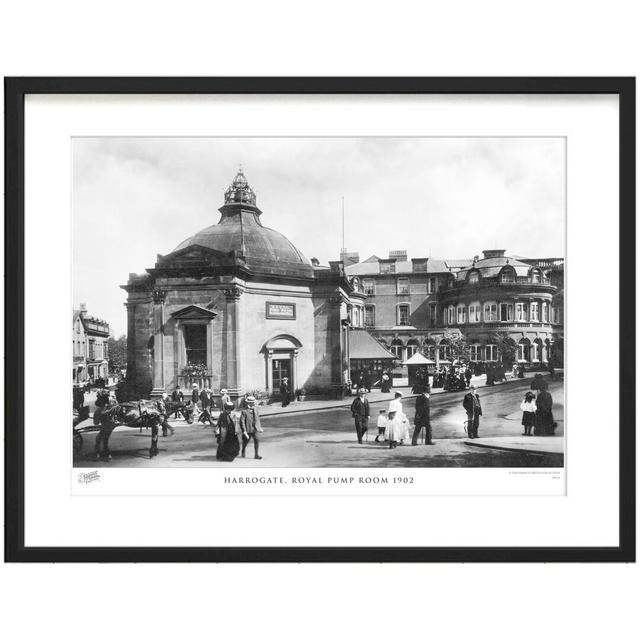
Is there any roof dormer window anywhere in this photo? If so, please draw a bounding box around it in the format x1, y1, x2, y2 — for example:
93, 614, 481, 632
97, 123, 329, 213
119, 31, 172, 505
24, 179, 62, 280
500, 268, 515, 283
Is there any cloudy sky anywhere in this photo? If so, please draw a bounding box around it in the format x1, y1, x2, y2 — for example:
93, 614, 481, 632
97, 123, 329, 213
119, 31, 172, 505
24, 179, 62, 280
73, 137, 565, 336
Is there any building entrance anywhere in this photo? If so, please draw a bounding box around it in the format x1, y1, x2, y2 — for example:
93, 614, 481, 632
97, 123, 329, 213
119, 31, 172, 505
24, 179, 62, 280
272, 357, 292, 391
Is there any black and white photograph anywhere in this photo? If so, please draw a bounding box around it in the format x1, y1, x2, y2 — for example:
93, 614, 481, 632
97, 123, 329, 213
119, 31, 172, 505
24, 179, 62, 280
72, 136, 565, 471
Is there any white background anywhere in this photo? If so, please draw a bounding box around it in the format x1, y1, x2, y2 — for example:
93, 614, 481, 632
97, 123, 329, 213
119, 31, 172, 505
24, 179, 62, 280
1, 2, 638, 640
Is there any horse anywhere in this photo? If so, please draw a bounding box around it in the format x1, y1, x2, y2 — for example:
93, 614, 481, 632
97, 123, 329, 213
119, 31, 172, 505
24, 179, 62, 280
94, 401, 168, 460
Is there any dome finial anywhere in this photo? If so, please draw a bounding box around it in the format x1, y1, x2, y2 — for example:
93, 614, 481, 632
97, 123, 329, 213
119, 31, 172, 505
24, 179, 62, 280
224, 166, 256, 206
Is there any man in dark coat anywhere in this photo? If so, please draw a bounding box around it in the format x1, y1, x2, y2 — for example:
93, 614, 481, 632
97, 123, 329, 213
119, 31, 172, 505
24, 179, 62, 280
462, 384, 483, 438
535, 388, 555, 435
280, 377, 291, 407
350, 388, 370, 444
412, 390, 433, 445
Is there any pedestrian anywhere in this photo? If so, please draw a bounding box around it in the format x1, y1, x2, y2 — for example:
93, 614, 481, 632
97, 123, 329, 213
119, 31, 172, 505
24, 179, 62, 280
158, 392, 174, 437
520, 391, 537, 436
73, 384, 85, 411
191, 384, 200, 417
280, 377, 291, 407
350, 388, 370, 444
530, 373, 549, 393
375, 409, 387, 443
170, 387, 182, 419
198, 387, 213, 425
385, 392, 408, 448
93, 388, 110, 425
220, 388, 231, 407
216, 402, 240, 462
381, 371, 391, 393
412, 389, 433, 445
462, 384, 483, 439
239, 396, 263, 459
534, 388, 556, 435
363, 369, 371, 393
464, 367, 472, 389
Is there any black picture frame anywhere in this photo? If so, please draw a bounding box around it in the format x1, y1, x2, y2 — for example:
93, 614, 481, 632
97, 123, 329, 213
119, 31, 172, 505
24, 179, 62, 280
4, 77, 635, 563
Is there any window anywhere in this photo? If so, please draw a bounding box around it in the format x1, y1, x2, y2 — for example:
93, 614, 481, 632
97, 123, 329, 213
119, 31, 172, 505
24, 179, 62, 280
468, 302, 481, 323
541, 302, 548, 323
457, 304, 466, 324
485, 344, 498, 361
352, 306, 362, 328
363, 279, 375, 295
88, 339, 95, 360
530, 302, 539, 322
499, 303, 513, 322
398, 304, 410, 326
364, 305, 375, 327
184, 324, 207, 366
470, 344, 482, 361
518, 340, 530, 362
532, 340, 542, 362
406, 340, 419, 358
427, 277, 437, 293
428, 303, 437, 327
501, 269, 515, 283
103, 341, 108, 359
380, 262, 395, 274
515, 302, 528, 321
439, 342, 451, 361
484, 302, 497, 322
424, 341, 436, 360
390, 340, 403, 359
531, 270, 541, 283
468, 271, 479, 285
447, 305, 455, 325
397, 277, 410, 295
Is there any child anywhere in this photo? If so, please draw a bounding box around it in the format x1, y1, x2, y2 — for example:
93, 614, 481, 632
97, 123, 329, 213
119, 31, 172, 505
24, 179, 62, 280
520, 391, 537, 436
375, 409, 387, 443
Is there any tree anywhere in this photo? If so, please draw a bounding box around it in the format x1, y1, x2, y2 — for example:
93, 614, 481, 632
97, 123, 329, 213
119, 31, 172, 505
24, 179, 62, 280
443, 328, 470, 364
489, 330, 518, 365
108, 334, 127, 373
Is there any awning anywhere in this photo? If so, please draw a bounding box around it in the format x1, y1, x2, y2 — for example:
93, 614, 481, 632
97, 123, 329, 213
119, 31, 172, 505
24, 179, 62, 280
403, 352, 435, 366
348, 330, 395, 360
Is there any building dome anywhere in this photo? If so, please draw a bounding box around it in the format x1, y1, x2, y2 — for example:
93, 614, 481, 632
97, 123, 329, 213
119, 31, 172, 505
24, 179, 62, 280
173, 169, 313, 278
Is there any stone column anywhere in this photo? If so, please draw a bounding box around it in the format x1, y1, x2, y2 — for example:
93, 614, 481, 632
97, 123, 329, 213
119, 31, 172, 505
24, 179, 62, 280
292, 348, 299, 391
266, 349, 274, 393
150, 289, 166, 397
223, 286, 244, 402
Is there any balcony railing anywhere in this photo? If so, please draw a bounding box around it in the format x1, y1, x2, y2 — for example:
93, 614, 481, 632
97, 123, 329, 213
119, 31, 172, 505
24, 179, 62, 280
177, 374, 214, 390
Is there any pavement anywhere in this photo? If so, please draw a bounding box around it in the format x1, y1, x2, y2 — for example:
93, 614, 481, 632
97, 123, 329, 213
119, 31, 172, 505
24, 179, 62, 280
74, 372, 565, 468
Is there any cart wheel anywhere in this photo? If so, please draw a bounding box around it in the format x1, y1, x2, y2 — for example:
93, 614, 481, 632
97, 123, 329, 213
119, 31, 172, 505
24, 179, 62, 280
73, 433, 83, 454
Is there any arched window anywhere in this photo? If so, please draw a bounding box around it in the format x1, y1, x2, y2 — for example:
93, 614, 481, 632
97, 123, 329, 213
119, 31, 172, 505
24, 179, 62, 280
423, 339, 436, 361
500, 268, 515, 283
390, 339, 404, 359
518, 338, 531, 362
457, 304, 466, 324
532, 339, 543, 362
406, 339, 420, 358
468, 270, 479, 285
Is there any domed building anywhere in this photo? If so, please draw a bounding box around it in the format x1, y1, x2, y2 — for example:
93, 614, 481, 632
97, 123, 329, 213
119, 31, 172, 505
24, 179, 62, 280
122, 169, 365, 401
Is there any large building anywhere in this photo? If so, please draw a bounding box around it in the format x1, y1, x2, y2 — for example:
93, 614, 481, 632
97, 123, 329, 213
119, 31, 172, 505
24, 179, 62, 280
122, 170, 385, 400
72, 303, 110, 383
345, 249, 564, 369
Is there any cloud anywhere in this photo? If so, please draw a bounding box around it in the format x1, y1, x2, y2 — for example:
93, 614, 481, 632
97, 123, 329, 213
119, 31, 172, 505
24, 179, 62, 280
73, 137, 565, 334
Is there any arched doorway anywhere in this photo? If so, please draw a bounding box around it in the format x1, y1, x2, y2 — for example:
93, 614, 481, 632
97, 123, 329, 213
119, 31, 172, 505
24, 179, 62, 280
263, 335, 303, 395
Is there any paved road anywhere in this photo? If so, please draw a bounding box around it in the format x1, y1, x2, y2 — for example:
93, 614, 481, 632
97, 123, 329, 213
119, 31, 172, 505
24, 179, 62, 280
74, 377, 564, 468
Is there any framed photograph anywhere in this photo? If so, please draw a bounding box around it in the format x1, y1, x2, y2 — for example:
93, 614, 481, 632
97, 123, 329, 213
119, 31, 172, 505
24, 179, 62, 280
5, 77, 635, 562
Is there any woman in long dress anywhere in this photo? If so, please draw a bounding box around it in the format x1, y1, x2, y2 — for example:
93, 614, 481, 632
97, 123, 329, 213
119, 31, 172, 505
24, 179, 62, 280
216, 402, 240, 461
385, 392, 409, 448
